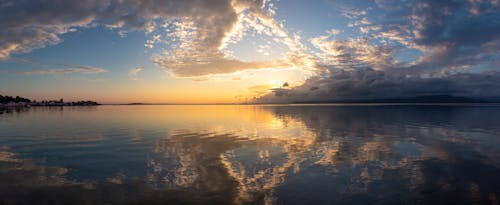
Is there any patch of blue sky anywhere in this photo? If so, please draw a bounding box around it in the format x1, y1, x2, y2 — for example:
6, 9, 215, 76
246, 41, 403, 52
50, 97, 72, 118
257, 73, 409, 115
12, 26, 151, 76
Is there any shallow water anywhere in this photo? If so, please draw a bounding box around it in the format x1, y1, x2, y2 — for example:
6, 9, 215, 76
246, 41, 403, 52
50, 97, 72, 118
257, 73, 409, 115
0, 105, 500, 205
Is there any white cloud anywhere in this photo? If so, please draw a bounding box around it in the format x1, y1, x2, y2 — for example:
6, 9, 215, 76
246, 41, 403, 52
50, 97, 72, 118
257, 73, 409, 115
1, 0, 310, 77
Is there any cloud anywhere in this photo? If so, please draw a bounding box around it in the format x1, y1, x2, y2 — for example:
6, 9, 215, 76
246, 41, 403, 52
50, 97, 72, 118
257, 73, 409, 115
148, 0, 307, 77
328, 0, 500, 74
1, 0, 305, 77
248, 84, 274, 95
153, 54, 290, 77
2, 0, 500, 99
21, 66, 107, 75
255, 69, 500, 103
0, 0, 107, 60
309, 35, 396, 71
254, 0, 500, 103
128, 66, 144, 80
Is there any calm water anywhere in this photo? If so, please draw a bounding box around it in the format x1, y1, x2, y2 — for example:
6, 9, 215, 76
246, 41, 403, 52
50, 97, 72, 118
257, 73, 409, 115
1, 105, 500, 205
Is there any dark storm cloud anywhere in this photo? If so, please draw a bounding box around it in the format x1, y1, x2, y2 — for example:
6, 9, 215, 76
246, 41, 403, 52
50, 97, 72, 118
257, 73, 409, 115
367, 0, 500, 73
256, 0, 500, 103
313, 0, 500, 73
405, 0, 500, 73
255, 69, 500, 103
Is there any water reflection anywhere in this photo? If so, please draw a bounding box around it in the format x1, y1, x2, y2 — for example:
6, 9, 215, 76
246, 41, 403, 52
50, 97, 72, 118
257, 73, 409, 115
0, 105, 500, 204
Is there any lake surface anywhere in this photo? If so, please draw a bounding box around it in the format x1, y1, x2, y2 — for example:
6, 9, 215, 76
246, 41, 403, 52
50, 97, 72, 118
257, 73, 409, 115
1, 105, 500, 205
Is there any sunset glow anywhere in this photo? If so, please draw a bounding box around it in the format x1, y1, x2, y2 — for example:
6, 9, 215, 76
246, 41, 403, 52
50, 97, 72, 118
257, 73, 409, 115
2, 0, 499, 104
2, 1, 500, 203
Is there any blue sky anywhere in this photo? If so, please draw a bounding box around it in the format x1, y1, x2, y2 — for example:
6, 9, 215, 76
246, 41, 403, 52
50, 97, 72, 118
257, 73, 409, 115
1, 0, 500, 103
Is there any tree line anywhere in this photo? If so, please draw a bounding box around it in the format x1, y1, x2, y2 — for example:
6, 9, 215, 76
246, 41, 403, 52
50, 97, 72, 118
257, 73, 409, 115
0, 95, 31, 104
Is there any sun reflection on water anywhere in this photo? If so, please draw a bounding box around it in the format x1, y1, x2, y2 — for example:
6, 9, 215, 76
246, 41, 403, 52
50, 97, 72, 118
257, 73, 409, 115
0, 105, 500, 204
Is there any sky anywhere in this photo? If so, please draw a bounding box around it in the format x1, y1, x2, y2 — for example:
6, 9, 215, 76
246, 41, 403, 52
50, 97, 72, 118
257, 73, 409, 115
1, 0, 500, 104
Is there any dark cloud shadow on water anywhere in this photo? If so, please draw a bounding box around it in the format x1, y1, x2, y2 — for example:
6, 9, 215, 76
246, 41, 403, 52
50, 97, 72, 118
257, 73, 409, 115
1, 105, 500, 204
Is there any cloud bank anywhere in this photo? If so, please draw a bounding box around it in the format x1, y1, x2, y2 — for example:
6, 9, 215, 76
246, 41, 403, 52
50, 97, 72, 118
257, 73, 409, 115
255, 0, 500, 102
255, 69, 500, 103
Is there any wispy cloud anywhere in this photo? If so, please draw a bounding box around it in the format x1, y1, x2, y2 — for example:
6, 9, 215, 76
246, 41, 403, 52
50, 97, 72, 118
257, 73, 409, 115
128, 66, 144, 80
21, 66, 107, 75
0, 0, 310, 77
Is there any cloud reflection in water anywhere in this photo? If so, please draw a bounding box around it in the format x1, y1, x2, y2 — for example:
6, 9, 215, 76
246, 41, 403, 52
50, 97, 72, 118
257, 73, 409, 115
0, 105, 499, 204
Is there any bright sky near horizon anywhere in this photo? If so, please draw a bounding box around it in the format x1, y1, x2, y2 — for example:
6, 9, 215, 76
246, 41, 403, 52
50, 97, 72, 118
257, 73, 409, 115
1, 0, 500, 104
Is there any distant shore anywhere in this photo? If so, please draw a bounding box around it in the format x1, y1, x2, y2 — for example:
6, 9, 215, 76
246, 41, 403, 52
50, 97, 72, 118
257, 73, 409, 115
0, 101, 100, 108
4, 94, 500, 107
1, 95, 100, 108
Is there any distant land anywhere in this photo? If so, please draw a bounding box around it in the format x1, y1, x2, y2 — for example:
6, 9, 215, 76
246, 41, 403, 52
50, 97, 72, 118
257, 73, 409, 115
292, 95, 500, 104
0, 95, 99, 108
121, 103, 152, 105
3, 95, 500, 107
118, 95, 500, 105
